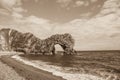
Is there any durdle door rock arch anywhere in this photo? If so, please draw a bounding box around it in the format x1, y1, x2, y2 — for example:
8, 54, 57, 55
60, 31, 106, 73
0, 28, 76, 55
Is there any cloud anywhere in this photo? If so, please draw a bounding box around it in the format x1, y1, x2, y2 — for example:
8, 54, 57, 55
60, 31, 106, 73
97, 0, 120, 17
73, 0, 90, 8
1, 15, 56, 39
0, 0, 25, 19
80, 12, 92, 17
56, 0, 72, 8
91, 0, 98, 3
53, 15, 120, 50
13, 7, 26, 13
74, 1, 85, 7
52, 0, 120, 50
0, 0, 22, 11
0, 8, 10, 15
13, 15, 53, 33
25, 16, 50, 24
12, 12, 23, 18
56, 0, 90, 8
14, 15, 50, 25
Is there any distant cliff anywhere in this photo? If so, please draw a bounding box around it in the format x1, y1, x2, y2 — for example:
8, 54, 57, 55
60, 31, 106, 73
0, 28, 76, 55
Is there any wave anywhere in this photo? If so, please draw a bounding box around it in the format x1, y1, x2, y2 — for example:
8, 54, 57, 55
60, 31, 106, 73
12, 55, 105, 80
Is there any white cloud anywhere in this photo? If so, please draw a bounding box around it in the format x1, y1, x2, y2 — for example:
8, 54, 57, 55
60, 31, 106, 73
12, 12, 23, 19
73, 0, 90, 7
97, 0, 120, 17
56, 0, 90, 8
80, 12, 92, 17
56, 0, 72, 4
0, 0, 25, 19
13, 15, 50, 25
91, 0, 98, 3
52, 0, 120, 50
56, 0, 72, 7
56, 0, 90, 9
13, 7, 26, 13
25, 16, 49, 24
12, 15, 52, 33
0, 0, 22, 11
74, 1, 85, 7
0, 8, 10, 15
1, 15, 56, 39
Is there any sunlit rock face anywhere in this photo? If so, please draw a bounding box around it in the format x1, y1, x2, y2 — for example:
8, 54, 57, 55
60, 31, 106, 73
33, 33, 76, 55
0, 28, 76, 55
0, 28, 10, 51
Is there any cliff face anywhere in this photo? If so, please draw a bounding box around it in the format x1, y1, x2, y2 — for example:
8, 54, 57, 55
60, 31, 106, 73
0, 28, 76, 55
0, 28, 10, 51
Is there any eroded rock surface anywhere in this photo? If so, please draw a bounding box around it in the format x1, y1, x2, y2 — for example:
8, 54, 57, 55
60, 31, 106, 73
0, 28, 76, 55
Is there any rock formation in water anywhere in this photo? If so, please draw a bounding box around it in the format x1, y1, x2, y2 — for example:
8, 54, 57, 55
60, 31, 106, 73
0, 28, 76, 55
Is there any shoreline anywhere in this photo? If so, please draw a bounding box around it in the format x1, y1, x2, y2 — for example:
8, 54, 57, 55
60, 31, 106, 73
0, 53, 107, 80
11, 55, 105, 80
0, 55, 66, 80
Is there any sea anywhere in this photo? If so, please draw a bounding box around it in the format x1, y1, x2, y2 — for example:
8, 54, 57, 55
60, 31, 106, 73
12, 51, 120, 80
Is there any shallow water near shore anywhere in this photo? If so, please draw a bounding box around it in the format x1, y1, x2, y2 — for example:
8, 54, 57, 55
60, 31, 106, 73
13, 51, 120, 80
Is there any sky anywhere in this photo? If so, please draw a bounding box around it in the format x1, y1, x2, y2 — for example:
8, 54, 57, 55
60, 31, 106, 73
0, 0, 120, 50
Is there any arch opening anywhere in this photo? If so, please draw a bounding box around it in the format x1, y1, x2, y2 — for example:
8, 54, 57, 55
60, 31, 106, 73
54, 44, 64, 55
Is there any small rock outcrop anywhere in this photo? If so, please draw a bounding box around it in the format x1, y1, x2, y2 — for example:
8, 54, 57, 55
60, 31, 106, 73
0, 28, 76, 55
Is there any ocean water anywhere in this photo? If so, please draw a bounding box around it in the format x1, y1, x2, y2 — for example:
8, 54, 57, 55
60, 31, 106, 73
12, 51, 120, 80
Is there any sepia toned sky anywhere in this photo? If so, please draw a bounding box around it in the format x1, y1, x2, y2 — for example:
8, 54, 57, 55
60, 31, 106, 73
0, 0, 105, 22
0, 0, 120, 50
